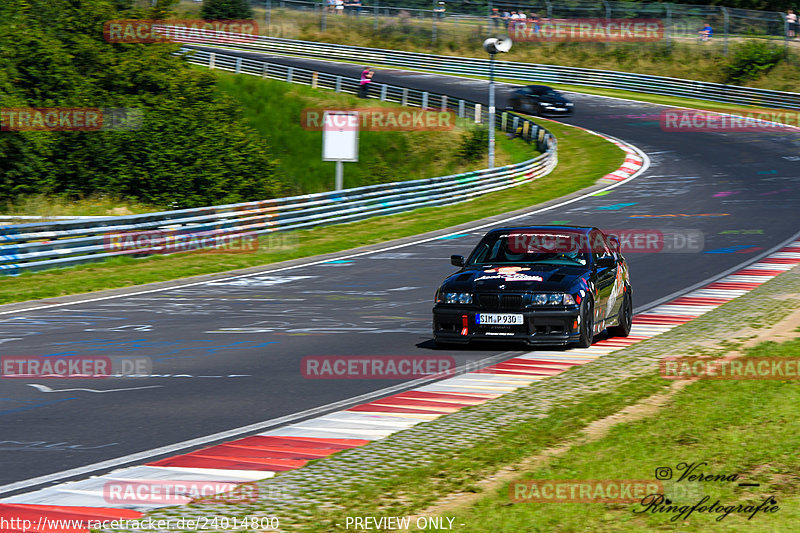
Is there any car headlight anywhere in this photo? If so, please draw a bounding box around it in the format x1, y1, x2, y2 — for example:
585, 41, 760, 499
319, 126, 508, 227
566, 102, 574, 106
436, 291, 472, 304
531, 293, 576, 305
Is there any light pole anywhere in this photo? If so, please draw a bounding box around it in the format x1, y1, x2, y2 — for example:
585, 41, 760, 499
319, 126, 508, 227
482, 36, 512, 169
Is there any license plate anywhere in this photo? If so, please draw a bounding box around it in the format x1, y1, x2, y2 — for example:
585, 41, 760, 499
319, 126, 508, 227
477, 313, 523, 325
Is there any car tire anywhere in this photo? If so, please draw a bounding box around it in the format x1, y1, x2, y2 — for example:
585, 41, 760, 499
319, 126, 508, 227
608, 291, 632, 338
577, 296, 594, 348
534, 103, 543, 116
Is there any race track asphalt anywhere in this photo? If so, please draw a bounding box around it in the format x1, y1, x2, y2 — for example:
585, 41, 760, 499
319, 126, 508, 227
2, 48, 799, 494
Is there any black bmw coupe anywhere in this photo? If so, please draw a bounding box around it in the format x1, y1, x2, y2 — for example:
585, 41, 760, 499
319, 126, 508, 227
432, 226, 632, 348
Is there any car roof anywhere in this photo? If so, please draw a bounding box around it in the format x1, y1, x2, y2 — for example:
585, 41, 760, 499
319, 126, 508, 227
485, 225, 597, 235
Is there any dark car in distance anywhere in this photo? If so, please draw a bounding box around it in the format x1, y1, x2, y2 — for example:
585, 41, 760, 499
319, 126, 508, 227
432, 226, 632, 348
506, 85, 574, 116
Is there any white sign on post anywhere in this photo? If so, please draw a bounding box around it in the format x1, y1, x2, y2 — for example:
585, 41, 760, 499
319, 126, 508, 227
322, 111, 359, 162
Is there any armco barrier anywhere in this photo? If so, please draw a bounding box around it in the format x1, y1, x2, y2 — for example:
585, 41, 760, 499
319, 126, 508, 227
170, 29, 800, 110
0, 51, 556, 275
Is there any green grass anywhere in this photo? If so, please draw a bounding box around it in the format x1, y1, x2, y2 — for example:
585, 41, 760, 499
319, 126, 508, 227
213, 71, 535, 194
0, 118, 621, 304
440, 339, 800, 532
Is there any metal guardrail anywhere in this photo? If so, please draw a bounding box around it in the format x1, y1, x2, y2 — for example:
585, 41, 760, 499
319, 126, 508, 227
175, 30, 800, 110
0, 50, 556, 276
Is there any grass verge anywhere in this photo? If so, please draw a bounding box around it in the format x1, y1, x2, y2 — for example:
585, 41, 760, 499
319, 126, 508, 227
0, 119, 621, 305
441, 337, 800, 532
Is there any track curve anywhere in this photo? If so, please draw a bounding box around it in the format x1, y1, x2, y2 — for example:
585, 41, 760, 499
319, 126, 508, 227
1, 49, 799, 494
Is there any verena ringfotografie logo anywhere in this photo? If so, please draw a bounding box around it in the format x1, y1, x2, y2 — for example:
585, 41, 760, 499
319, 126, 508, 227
508, 229, 703, 254
660, 109, 800, 132
104, 230, 259, 255
300, 108, 456, 131
302, 356, 456, 379
661, 357, 800, 380
103, 19, 259, 44
2, 356, 152, 378
103, 480, 258, 505
510, 479, 663, 503
511, 18, 664, 42
0, 108, 142, 131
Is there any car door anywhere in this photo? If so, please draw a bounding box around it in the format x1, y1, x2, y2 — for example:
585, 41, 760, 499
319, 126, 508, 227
591, 229, 617, 322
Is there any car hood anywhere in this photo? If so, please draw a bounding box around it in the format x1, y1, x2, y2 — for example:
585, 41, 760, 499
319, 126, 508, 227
442, 264, 586, 292
540, 94, 571, 105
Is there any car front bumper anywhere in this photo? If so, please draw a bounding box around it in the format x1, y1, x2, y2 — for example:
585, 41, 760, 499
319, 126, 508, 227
432, 305, 581, 346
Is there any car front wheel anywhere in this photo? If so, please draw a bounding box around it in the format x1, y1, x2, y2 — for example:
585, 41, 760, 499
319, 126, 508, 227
608, 291, 632, 337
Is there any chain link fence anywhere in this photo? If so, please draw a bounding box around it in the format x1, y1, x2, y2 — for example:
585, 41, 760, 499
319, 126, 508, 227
235, 0, 794, 54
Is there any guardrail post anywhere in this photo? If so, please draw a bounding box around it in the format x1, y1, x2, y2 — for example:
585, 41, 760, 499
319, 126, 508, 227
458, 100, 465, 118
475, 103, 481, 123
522, 120, 529, 139
235, 57, 242, 74
209, 52, 216, 69
422, 91, 429, 109
501, 112, 507, 131
374, 0, 379, 30
287, 67, 294, 83
335, 76, 342, 92
512, 115, 519, 133
441, 95, 447, 111
312, 71, 318, 88
262, 62, 269, 78
402, 87, 408, 106
380, 84, 388, 101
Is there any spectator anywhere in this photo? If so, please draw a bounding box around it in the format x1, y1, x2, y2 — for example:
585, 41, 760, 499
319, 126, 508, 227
434, 2, 445, 19
491, 8, 502, 29
518, 10, 527, 30
510, 11, 520, 32
502, 10, 511, 30
698, 21, 712, 41
335, 0, 344, 15
359, 67, 374, 98
788, 9, 797, 39
530, 12, 541, 36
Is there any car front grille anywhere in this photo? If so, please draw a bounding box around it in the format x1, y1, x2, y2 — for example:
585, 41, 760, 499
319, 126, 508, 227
476, 293, 525, 310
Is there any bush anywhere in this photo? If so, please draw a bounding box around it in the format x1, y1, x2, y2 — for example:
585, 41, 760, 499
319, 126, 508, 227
723, 40, 785, 84
200, 0, 253, 20
457, 126, 488, 163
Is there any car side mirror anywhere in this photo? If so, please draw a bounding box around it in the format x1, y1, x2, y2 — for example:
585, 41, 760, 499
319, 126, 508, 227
607, 236, 620, 253
596, 255, 616, 268
451, 255, 465, 267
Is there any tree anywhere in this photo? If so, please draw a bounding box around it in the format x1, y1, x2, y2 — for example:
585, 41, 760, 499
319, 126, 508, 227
201, 0, 254, 20
0, 0, 282, 208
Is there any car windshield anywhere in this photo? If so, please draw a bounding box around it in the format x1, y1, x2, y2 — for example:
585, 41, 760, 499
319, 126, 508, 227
467, 232, 590, 266
532, 87, 559, 97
